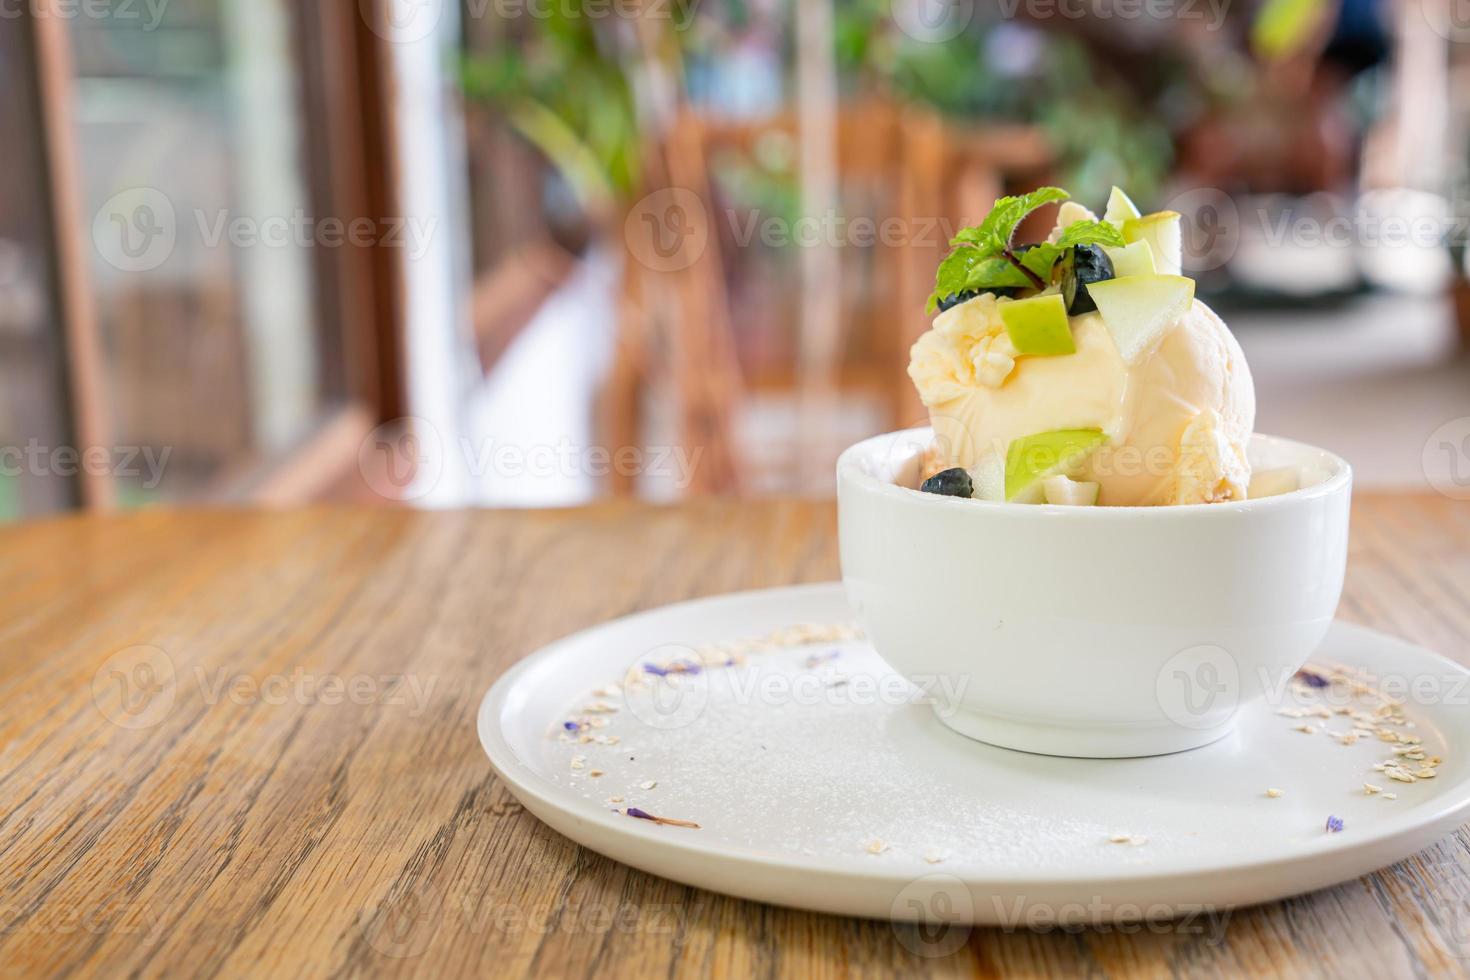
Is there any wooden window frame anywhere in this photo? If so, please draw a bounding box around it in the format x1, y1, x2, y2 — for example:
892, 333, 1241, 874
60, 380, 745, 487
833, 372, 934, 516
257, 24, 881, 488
26, 0, 407, 510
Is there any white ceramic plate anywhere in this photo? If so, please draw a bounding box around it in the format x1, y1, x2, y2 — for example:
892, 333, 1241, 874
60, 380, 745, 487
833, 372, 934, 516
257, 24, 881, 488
477, 584, 1470, 925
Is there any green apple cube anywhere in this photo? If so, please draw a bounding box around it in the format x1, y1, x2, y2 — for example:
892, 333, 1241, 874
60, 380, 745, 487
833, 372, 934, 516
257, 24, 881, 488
1248, 467, 1300, 499
1122, 211, 1183, 276
1005, 429, 1109, 502
1088, 274, 1195, 365
969, 451, 1005, 502
1042, 475, 1100, 506
1104, 239, 1157, 278
1103, 186, 1141, 230
1000, 293, 1074, 356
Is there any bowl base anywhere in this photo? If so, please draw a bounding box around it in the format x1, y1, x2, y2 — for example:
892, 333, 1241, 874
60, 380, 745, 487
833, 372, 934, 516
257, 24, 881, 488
933, 704, 1234, 759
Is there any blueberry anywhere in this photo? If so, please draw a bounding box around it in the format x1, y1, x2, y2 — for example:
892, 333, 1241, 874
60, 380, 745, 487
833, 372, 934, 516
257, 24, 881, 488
936, 290, 977, 312
920, 467, 973, 498
937, 287, 1021, 312
1060, 244, 1114, 315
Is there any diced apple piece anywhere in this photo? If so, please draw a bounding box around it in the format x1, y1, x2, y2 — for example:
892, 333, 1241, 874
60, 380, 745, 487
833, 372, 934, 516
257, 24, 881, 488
1005, 429, 1109, 503
1103, 186, 1141, 230
1000, 293, 1074, 356
968, 452, 1005, 502
1104, 239, 1157, 278
1088, 274, 1195, 365
1248, 467, 1300, 499
1122, 211, 1183, 276
1042, 474, 1100, 506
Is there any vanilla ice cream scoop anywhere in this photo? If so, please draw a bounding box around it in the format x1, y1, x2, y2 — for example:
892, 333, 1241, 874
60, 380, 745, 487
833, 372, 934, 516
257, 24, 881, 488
909, 291, 1255, 506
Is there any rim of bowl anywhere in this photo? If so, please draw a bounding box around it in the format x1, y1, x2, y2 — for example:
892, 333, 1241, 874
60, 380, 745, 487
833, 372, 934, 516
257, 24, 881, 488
836, 428, 1352, 517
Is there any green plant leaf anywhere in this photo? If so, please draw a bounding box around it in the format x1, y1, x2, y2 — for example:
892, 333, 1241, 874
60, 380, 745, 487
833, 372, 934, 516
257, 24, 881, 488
931, 187, 1070, 311
951, 186, 1069, 254
1018, 242, 1065, 282
927, 252, 1032, 312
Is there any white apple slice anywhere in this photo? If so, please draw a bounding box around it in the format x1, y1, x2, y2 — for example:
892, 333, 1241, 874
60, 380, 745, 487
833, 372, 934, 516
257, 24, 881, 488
1248, 467, 1300, 499
1103, 186, 1141, 230
1088, 274, 1195, 365
1052, 201, 1099, 239
1122, 212, 1183, 276
1042, 475, 1100, 506
968, 452, 1005, 502
1104, 239, 1156, 278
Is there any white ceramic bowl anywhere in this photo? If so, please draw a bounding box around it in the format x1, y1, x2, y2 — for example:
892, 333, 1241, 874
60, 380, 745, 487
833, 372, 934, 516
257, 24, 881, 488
837, 428, 1352, 758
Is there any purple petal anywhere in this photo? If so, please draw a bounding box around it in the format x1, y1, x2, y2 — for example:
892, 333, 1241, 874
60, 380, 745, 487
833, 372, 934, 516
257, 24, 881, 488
1296, 669, 1331, 689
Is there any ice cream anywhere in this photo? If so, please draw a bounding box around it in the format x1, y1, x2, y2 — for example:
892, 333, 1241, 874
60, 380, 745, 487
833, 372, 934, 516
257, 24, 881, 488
907, 187, 1255, 506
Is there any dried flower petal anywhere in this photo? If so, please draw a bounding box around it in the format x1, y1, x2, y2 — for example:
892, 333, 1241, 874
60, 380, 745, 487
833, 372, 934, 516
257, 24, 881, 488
1295, 669, 1331, 689
624, 807, 700, 829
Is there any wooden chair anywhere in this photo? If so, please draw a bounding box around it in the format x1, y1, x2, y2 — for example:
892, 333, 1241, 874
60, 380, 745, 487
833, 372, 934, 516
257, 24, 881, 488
602, 98, 1055, 495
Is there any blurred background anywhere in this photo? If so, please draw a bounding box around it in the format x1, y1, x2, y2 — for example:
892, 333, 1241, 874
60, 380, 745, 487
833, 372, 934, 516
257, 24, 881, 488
2, 0, 1469, 517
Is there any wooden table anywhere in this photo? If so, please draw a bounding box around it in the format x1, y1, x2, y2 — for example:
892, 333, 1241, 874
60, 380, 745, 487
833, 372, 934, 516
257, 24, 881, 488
3, 496, 1469, 978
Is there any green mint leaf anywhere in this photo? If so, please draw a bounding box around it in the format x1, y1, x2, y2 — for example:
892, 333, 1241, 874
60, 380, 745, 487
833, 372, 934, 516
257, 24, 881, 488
932, 247, 983, 298
967, 255, 1033, 290
1056, 220, 1126, 249
951, 187, 1069, 254
927, 251, 1032, 312
1017, 242, 1065, 283
931, 187, 1071, 311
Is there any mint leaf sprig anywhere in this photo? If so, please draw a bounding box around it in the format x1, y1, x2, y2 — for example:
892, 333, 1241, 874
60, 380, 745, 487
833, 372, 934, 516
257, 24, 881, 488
926, 189, 1125, 313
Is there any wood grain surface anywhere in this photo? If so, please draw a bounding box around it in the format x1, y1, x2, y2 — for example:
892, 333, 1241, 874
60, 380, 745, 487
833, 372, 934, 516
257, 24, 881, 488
2, 496, 1469, 978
